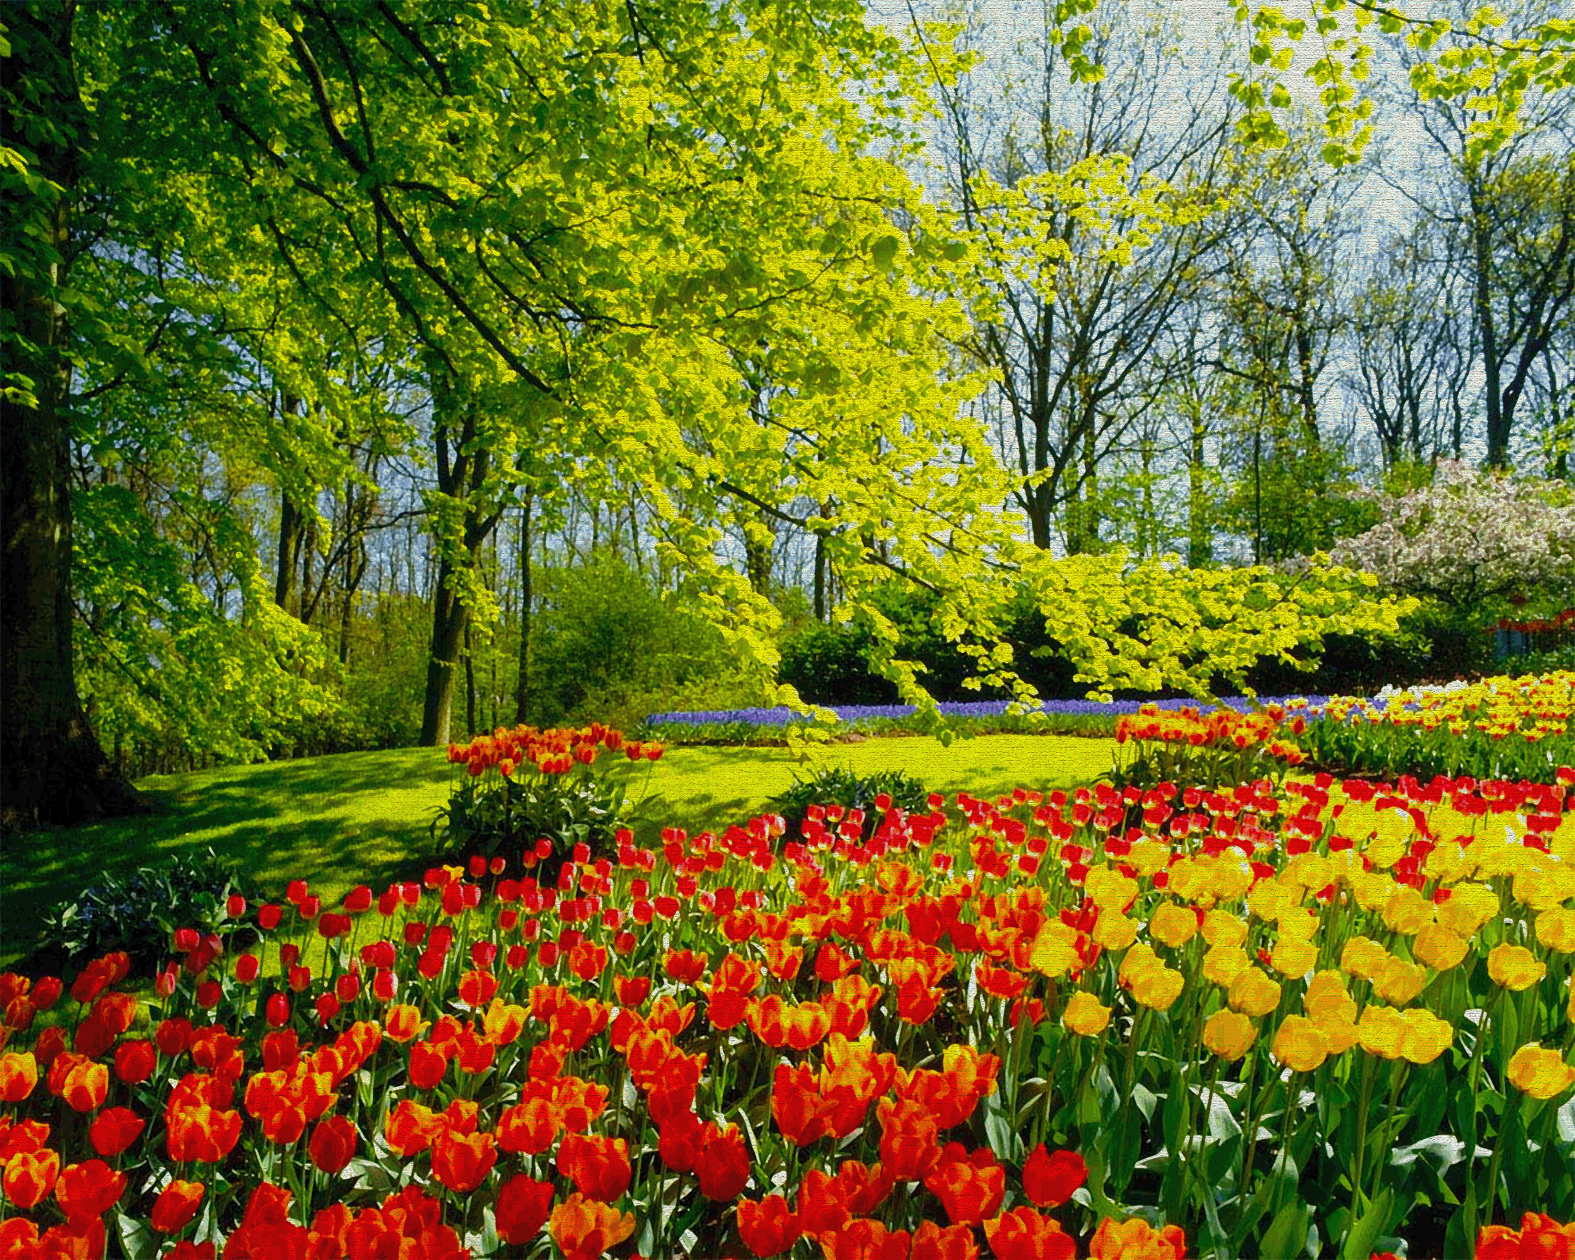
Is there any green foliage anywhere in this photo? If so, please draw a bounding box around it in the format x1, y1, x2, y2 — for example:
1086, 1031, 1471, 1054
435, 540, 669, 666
34, 848, 261, 977
1017, 551, 1419, 705
74, 482, 345, 772
1219, 433, 1381, 562
432, 768, 630, 875
530, 554, 759, 727
767, 765, 931, 844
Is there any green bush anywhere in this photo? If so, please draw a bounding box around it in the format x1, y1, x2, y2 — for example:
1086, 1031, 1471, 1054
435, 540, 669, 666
529, 553, 755, 725
767, 765, 931, 844
432, 767, 631, 879
35, 848, 263, 978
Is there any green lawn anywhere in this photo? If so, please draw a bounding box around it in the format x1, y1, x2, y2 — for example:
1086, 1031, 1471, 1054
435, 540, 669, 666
0, 734, 1115, 970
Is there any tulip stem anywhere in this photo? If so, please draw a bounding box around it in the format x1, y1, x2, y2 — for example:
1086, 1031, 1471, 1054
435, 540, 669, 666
1349, 1052, 1376, 1218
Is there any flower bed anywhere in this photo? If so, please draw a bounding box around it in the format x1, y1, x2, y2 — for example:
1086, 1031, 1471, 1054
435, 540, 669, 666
1298, 671, 1575, 782
2, 759, 1573, 1257
644, 696, 1331, 746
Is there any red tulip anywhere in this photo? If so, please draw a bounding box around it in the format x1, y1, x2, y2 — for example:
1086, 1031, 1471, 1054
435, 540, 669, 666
695, 1122, 750, 1201
307, 1115, 358, 1175
495, 1174, 555, 1245
430, 1129, 496, 1194
1021, 1145, 1087, 1209
88, 1106, 146, 1158
151, 1180, 205, 1233
114, 1039, 157, 1085
54, 1158, 127, 1222
556, 1133, 631, 1202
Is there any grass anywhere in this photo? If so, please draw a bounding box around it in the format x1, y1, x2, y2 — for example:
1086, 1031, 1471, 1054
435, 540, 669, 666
0, 733, 1116, 970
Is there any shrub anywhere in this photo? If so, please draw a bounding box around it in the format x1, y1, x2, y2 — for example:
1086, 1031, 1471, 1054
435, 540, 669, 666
33, 848, 262, 978
767, 765, 931, 843
528, 553, 749, 726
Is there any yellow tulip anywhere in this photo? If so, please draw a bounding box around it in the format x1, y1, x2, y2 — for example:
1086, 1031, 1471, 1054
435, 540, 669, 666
1062, 991, 1112, 1037
1202, 1009, 1257, 1062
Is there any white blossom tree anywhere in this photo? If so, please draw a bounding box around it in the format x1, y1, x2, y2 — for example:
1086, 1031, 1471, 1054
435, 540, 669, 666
1331, 461, 1575, 610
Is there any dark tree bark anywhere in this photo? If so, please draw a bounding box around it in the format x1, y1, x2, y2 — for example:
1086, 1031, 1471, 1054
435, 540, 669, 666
1, 3, 143, 829
418, 363, 502, 746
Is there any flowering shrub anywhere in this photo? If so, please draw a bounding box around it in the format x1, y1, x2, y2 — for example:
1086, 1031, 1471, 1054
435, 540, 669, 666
1111, 702, 1309, 791
1300, 671, 1575, 782
1, 765, 1572, 1257
1330, 461, 1575, 612
435, 725, 663, 875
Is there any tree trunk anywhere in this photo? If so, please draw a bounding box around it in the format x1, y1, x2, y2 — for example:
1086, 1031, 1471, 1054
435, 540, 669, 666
1187, 396, 1211, 567
463, 620, 476, 740
1, 2, 143, 829
274, 394, 305, 615
1470, 176, 1509, 468
420, 566, 468, 747
514, 495, 533, 724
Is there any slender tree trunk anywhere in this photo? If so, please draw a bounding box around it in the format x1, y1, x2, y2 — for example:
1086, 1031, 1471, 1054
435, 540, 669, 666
1470, 177, 1509, 468
514, 495, 533, 724
1, 2, 142, 829
1187, 396, 1210, 567
419, 363, 500, 745
274, 394, 305, 615
464, 621, 476, 739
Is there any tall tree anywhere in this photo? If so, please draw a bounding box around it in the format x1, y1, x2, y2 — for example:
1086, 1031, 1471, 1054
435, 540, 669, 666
926, 0, 1238, 554
1, 3, 146, 826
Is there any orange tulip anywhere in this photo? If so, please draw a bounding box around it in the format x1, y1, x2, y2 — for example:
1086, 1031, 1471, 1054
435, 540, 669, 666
3, 1147, 59, 1210
911, 1219, 978, 1260
737, 1195, 801, 1258
384, 1004, 428, 1043
385, 1101, 442, 1156
875, 1097, 939, 1181
430, 1129, 497, 1194
497, 1096, 559, 1156
548, 1193, 636, 1260
1477, 1213, 1575, 1260
982, 1207, 1076, 1260
0, 1052, 37, 1102
59, 1058, 108, 1113
1088, 1216, 1187, 1260
772, 1061, 836, 1147
820, 1218, 911, 1260
922, 1143, 1004, 1226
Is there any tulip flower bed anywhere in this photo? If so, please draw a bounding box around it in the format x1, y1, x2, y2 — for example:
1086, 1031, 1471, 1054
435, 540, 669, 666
644, 697, 1332, 747
2, 765, 1574, 1258
1111, 702, 1312, 792
1297, 671, 1575, 784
